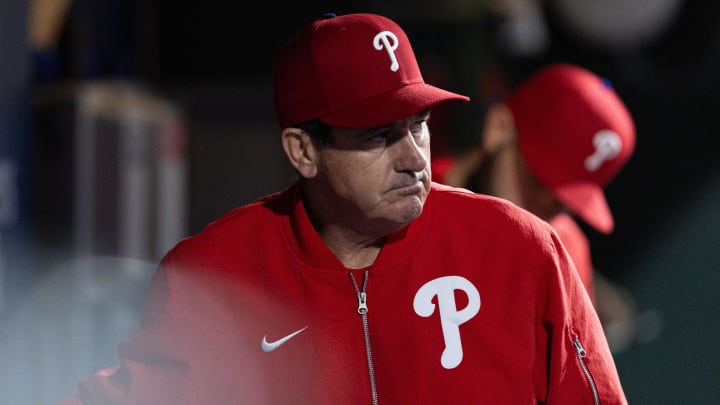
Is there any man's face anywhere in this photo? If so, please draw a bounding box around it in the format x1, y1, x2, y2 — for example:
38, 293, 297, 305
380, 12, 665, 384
312, 110, 432, 230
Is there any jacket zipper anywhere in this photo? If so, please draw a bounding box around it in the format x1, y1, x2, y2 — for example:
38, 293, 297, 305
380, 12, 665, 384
573, 337, 600, 405
349, 271, 378, 405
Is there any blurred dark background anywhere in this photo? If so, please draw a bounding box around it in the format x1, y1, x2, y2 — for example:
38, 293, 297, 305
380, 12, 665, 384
1, 0, 719, 403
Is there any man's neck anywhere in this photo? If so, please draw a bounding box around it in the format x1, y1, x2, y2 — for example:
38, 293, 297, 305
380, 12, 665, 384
300, 181, 394, 269
318, 225, 386, 269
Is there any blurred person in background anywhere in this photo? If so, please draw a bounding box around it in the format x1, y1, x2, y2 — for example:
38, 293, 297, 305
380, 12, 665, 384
435, 63, 638, 351
58, 14, 627, 404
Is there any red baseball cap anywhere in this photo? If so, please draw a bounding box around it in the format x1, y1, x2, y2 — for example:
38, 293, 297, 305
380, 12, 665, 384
506, 64, 636, 234
272, 13, 469, 129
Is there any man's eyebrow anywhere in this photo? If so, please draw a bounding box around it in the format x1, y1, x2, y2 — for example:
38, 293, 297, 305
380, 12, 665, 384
353, 109, 432, 137
357, 123, 393, 137
374, 123, 394, 132
377, 109, 432, 129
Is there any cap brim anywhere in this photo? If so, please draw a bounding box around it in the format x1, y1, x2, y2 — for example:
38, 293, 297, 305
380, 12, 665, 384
553, 181, 614, 234
319, 82, 469, 128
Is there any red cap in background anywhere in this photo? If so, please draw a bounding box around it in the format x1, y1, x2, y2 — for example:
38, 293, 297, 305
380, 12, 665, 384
506, 63, 636, 234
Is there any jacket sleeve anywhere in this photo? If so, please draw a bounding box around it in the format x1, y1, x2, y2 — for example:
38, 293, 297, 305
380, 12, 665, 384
58, 252, 200, 405
540, 229, 628, 405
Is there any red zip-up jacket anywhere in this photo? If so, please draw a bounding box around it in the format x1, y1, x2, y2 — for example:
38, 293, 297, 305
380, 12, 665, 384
59, 182, 627, 404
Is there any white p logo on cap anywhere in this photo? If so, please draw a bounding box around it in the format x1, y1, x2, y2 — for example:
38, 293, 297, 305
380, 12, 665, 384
585, 130, 622, 172
374, 31, 399, 72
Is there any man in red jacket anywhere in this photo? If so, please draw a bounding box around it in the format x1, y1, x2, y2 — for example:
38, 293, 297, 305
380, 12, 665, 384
59, 14, 627, 404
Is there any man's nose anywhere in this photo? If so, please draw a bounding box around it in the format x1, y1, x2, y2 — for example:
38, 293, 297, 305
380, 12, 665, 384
394, 130, 428, 173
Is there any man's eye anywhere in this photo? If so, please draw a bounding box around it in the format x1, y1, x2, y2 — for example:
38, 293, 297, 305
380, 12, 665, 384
411, 120, 427, 134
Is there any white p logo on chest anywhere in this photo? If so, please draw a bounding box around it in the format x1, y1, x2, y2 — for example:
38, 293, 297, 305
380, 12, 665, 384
373, 31, 400, 72
584, 129, 622, 172
414, 276, 481, 369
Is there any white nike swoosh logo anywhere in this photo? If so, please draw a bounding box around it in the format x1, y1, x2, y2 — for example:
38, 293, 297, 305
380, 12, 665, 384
261, 326, 308, 352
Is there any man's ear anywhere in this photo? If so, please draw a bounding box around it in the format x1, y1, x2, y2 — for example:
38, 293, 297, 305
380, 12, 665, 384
281, 127, 318, 178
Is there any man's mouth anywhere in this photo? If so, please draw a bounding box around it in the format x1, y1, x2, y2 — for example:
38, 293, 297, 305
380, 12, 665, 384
393, 180, 425, 196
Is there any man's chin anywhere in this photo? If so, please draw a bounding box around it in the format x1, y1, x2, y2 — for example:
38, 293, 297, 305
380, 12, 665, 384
397, 195, 425, 223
